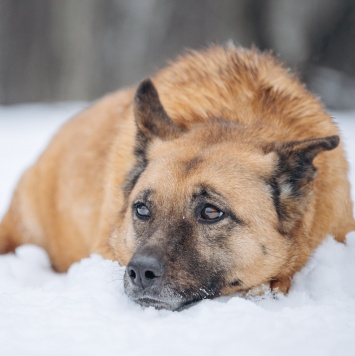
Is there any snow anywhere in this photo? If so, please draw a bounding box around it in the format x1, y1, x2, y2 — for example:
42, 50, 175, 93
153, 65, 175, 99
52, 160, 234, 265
0, 104, 355, 356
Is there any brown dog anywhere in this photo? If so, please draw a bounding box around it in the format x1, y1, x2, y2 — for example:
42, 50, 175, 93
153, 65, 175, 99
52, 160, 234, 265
1, 45, 354, 310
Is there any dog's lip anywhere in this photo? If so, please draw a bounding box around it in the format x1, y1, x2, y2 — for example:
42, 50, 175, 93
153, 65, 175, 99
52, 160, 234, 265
133, 296, 177, 310
131, 294, 206, 311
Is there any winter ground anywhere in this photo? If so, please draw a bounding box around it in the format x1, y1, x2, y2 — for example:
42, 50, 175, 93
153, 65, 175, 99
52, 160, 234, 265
0, 104, 355, 356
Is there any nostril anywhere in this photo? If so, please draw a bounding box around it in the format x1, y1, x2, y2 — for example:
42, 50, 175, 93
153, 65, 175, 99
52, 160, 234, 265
144, 270, 157, 280
128, 268, 136, 279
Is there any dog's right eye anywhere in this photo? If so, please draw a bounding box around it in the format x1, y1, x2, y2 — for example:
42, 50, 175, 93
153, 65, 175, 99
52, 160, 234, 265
199, 204, 225, 223
135, 203, 151, 220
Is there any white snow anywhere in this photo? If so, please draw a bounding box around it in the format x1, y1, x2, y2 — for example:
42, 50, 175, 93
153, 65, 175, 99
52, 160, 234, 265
0, 104, 355, 356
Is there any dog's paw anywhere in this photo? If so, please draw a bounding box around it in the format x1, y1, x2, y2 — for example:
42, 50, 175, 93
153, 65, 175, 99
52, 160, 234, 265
270, 277, 291, 295
240, 278, 292, 301
238, 283, 273, 301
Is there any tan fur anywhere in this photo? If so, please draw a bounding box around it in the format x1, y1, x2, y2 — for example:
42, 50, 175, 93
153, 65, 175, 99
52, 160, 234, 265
1, 45, 354, 298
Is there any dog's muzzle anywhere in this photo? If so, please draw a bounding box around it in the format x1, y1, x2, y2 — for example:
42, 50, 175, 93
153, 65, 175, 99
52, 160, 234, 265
124, 251, 187, 310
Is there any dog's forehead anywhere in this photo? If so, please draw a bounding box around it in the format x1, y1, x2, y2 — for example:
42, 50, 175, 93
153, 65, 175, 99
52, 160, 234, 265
139, 140, 275, 206
149, 138, 276, 179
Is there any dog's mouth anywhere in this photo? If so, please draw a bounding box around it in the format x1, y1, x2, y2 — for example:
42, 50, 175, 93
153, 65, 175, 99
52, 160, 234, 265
125, 281, 218, 310
131, 294, 204, 311
132, 296, 179, 310
123, 258, 222, 311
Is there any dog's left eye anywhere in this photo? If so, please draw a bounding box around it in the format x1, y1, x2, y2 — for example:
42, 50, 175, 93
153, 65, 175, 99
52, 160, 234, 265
135, 203, 151, 220
199, 205, 224, 222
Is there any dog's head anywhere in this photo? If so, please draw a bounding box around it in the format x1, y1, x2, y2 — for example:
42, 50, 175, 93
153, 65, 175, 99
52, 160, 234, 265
117, 79, 339, 310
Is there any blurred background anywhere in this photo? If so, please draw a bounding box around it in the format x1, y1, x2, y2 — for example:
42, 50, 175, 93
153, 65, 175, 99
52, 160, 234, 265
1, 0, 355, 109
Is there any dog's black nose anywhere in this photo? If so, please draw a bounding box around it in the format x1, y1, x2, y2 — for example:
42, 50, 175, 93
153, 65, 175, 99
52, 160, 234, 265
127, 255, 164, 289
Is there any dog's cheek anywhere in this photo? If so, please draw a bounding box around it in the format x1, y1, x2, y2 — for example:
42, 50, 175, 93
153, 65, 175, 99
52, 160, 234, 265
164, 251, 226, 299
218, 224, 287, 292
160, 221, 228, 297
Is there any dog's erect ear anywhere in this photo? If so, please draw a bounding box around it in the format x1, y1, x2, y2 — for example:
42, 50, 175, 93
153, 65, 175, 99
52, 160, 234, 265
122, 80, 183, 200
133, 79, 183, 141
278, 135, 339, 161
264, 135, 339, 234
271, 135, 339, 184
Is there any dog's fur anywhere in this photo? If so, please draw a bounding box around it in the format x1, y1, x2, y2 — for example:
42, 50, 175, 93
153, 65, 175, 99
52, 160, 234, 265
1, 45, 354, 310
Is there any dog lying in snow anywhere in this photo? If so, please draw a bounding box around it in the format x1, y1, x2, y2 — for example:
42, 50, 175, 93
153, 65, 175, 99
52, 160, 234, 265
1, 45, 354, 310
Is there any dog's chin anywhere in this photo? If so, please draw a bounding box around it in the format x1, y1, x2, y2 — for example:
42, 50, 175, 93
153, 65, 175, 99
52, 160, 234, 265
123, 273, 221, 311
131, 296, 183, 311
130, 294, 204, 311
124, 282, 206, 311
125, 286, 187, 310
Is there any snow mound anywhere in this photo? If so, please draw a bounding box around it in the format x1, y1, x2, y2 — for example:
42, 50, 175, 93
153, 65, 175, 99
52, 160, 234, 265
0, 236, 355, 356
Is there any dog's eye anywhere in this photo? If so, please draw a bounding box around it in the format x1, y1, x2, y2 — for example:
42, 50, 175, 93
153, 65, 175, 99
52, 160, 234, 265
135, 203, 151, 219
199, 205, 224, 222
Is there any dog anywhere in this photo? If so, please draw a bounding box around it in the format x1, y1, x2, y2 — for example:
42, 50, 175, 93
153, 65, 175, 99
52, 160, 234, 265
1, 45, 354, 310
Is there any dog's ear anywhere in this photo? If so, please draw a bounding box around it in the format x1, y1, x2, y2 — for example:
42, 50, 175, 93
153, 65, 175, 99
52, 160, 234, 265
122, 80, 183, 200
133, 79, 183, 141
264, 135, 339, 234
267, 135, 339, 185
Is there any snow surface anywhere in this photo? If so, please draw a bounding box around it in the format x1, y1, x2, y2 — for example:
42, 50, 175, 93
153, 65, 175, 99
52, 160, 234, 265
0, 104, 355, 356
